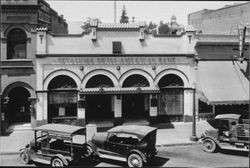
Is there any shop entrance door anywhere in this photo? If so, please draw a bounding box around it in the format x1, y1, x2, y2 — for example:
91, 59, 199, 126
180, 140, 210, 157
86, 95, 113, 122
8, 87, 31, 124
122, 94, 147, 119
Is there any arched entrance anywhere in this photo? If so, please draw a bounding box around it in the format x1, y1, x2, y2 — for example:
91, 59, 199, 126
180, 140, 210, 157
158, 74, 184, 121
85, 75, 114, 122
47, 75, 78, 123
122, 74, 150, 119
8, 87, 31, 124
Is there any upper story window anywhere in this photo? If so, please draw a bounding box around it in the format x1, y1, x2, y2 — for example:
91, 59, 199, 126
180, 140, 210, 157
113, 41, 122, 54
7, 28, 27, 59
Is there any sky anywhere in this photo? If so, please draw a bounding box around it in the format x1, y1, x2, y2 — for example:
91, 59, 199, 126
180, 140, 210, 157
46, 0, 247, 33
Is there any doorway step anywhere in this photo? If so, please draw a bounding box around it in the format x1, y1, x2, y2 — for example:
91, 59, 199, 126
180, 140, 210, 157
122, 119, 150, 126
7, 122, 32, 132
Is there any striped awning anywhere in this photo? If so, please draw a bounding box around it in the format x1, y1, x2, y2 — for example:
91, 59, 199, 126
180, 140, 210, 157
80, 87, 160, 95
197, 61, 249, 105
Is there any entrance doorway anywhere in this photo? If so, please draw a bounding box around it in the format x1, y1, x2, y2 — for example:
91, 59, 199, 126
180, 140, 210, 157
85, 95, 113, 122
122, 94, 148, 119
8, 87, 31, 124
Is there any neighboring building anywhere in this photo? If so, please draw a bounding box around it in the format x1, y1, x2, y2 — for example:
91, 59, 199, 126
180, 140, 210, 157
195, 34, 250, 120
34, 22, 197, 127
168, 15, 184, 35
188, 2, 250, 120
0, 0, 68, 133
188, 2, 250, 34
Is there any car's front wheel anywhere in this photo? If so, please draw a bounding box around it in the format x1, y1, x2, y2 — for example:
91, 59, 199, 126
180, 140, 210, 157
202, 139, 217, 153
19, 150, 30, 164
51, 157, 65, 167
127, 153, 144, 167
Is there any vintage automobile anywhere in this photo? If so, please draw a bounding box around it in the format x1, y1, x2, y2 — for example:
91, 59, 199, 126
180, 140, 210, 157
200, 114, 249, 153
85, 125, 157, 167
19, 124, 89, 167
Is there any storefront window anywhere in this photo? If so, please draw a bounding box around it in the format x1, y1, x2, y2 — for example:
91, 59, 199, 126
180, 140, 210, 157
158, 74, 184, 116
48, 75, 77, 123
7, 28, 27, 59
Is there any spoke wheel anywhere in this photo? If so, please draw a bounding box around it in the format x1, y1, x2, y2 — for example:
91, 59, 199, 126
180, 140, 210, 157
19, 150, 30, 164
51, 157, 64, 167
127, 153, 143, 167
203, 139, 216, 153
84, 145, 94, 158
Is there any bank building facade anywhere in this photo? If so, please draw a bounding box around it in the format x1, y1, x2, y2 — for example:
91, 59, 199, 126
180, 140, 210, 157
35, 22, 197, 127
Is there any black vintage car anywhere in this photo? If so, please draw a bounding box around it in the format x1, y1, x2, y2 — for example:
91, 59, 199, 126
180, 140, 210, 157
19, 124, 89, 167
85, 125, 157, 167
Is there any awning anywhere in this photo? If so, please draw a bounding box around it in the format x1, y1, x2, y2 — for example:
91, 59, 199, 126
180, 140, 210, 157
80, 87, 160, 95
197, 61, 249, 105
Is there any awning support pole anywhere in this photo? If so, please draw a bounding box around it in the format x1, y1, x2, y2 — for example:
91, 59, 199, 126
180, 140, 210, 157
190, 88, 198, 141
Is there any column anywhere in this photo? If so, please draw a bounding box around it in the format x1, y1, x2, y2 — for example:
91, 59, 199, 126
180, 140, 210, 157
36, 92, 48, 126
29, 97, 38, 128
1, 97, 9, 134
183, 89, 193, 122
114, 95, 122, 125
77, 93, 85, 126
149, 94, 157, 124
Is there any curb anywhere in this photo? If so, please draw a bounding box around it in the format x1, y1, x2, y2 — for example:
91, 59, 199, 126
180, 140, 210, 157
156, 142, 198, 147
0, 152, 20, 155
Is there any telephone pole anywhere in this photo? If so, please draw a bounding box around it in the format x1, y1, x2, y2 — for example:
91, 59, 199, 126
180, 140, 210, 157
114, 0, 117, 23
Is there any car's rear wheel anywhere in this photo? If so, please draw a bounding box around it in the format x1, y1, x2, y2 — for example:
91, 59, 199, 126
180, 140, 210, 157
51, 157, 64, 167
127, 153, 144, 167
19, 150, 30, 164
202, 139, 216, 153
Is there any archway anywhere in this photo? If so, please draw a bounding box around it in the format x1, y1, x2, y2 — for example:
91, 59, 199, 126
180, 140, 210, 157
8, 87, 31, 124
47, 75, 78, 123
158, 74, 184, 122
85, 75, 114, 122
7, 28, 27, 59
122, 74, 150, 119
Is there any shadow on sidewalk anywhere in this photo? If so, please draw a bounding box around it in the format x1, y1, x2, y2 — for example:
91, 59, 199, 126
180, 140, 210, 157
0, 131, 12, 136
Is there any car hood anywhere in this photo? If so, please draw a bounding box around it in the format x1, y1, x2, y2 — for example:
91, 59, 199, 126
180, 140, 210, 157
92, 132, 108, 145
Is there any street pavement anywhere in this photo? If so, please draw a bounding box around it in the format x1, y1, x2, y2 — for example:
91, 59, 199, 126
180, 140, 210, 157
0, 120, 214, 154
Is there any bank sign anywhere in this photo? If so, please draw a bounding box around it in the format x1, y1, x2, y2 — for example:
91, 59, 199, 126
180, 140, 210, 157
57, 57, 190, 65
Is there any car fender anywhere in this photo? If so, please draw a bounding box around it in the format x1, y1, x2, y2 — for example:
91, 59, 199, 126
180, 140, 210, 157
85, 142, 99, 156
52, 154, 69, 166
128, 149, 147, 163
201, 136, 221, 148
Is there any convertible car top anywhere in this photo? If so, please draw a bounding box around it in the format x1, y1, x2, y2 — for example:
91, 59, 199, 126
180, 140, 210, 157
107, 125, 157, 140
34, 124, 85, 135
215, 114, 241, 120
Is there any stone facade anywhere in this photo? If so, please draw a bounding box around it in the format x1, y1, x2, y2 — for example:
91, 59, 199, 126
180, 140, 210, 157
0, 0, 68, 133
35, 23, 197, 127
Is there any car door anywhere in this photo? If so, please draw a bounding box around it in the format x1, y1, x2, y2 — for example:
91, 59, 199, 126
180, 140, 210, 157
104, 133, 135, 157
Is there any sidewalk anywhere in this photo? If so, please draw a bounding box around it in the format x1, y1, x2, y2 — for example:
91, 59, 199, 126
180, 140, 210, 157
0, 120, 213, 155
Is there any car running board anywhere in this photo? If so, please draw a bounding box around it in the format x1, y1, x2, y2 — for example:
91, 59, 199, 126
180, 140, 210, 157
99, 154, 127, 162
32, 157, 51, 165
219, 143, 248, 152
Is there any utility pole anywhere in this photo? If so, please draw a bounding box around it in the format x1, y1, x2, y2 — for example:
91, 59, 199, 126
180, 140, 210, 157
114, 0, 117, 23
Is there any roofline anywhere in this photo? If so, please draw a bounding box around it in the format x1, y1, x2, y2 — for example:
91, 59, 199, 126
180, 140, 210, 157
36, 54, 196, 58
196, 41, 250, 46
213, 2, 249, 13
